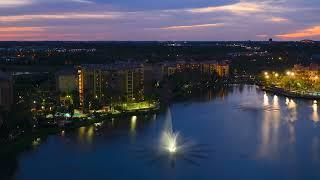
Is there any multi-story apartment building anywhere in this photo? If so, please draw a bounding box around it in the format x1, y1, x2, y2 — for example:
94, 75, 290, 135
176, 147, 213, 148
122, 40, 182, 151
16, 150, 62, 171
77, 63, 144, 108
161, 60, 230, 77
292, 64, 320, 82
56, 60, 229, 110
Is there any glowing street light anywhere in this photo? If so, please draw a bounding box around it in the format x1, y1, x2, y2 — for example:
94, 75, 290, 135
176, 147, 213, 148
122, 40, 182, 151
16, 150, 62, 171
275, 73, 279, 77
287, 71, 295, 77
264, 72, 268, 76
286, 71, 291, 76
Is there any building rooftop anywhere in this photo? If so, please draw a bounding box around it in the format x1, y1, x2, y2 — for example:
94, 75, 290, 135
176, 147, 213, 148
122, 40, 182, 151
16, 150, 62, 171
79, 62, 144, 71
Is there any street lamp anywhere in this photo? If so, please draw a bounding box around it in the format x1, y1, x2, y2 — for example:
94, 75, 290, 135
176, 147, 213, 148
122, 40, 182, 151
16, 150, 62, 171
287, 71, 295, 77
286, 71, 291, 76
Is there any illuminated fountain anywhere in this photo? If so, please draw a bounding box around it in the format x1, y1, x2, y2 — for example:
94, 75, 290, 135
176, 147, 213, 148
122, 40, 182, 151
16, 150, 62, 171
132, 107, 210, 167
160, 108, 179, 154
162, 130, 178, 153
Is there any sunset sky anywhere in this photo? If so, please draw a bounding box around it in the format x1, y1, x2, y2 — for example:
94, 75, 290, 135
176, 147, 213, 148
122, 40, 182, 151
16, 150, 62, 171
0, 0, 319, 41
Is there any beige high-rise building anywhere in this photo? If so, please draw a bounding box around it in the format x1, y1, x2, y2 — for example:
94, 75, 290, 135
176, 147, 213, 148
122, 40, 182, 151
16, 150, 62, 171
77, 63, 144, 108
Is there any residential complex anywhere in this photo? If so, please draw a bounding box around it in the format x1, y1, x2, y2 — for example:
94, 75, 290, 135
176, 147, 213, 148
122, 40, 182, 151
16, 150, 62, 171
77, 63, 145, 107
292, 63, 320, 82
56, 60, 229, 110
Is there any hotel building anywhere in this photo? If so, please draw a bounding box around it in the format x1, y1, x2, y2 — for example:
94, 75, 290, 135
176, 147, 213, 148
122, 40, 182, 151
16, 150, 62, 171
77, 63, 144, 108
160, 60, 230, 77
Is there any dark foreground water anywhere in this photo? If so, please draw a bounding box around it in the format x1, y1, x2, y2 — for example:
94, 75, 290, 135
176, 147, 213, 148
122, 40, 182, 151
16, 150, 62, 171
3, 85, 320, 180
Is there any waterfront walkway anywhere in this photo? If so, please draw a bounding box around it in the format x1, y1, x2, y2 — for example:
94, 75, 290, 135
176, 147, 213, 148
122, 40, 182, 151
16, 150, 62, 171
262, 86, 320, 100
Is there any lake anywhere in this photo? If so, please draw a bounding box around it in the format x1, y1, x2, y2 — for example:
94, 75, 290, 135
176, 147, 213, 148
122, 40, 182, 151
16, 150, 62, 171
3, 85, 320, 180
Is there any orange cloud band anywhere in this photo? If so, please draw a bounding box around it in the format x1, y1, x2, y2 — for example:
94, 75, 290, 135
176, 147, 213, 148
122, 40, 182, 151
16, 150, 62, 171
276, 26, 320, 39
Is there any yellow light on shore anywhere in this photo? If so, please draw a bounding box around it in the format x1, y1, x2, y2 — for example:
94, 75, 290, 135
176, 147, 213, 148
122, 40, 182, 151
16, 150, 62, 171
265, 75, 270, 79
287, 71, 295, 77
264, 72, 268, 76
275, 73, 279, 77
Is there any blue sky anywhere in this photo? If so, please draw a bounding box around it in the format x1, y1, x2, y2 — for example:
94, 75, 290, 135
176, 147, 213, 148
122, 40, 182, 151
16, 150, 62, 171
0, 0, 319, 41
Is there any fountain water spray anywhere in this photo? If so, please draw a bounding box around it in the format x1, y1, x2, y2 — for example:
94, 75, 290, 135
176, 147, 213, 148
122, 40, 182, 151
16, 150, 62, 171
131, 107, 211, 167
160, 108, 180, 154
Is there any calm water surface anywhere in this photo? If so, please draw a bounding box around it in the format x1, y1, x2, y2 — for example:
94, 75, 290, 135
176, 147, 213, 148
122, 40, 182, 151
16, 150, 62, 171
5, 85, 320, 179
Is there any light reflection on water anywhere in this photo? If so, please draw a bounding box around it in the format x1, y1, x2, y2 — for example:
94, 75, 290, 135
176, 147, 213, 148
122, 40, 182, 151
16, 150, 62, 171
259, 93, 282, 159
78, 126, 95, 144
285, 98, 297, 144
312, 103, 319, 123
87, 126, 94, 143
9, 85, 320, 179
263, 93, 269, 106
131, 116, 137, 133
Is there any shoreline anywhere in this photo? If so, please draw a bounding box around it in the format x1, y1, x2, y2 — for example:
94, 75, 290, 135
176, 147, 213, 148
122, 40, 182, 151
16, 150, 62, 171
0, 106, 160, 147
260, 86, 320, 100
